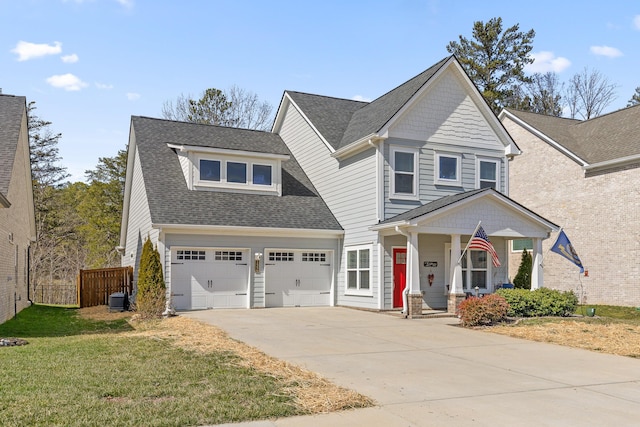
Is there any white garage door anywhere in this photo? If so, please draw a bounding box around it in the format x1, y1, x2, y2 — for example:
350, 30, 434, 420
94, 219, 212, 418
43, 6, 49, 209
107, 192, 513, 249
171, 248, 249, 310
265, 250, 332, 307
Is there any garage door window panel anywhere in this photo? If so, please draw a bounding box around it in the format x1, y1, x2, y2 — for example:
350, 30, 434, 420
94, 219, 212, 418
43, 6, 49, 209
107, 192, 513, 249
177, 249, 206, 260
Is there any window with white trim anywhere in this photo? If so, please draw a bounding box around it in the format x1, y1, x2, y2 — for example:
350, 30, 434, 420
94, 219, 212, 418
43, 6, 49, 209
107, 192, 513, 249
477, 158, 500, 189
461, 250, 488, 289
214, 250, 243, 261
196, 156, 276, 191
511, 239, 533, 252
435, 152, 461, 186
177, 250, 206, 260
346, 246, 371, 291
390, 147, 418, 199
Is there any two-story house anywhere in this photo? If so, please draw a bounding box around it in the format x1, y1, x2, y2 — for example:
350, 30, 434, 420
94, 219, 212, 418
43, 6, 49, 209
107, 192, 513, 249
500, 106, 640, 307
0, 94, 36, 324
120, 56, 558, 316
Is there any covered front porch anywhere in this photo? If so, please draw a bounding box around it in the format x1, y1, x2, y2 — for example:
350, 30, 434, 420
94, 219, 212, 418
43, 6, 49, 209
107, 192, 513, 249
371, 189, 559, 317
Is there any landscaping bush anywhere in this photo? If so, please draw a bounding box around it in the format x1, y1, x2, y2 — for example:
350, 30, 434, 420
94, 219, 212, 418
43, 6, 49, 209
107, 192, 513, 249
495, 288, 577, 317
513, 249, 532, 289
458, 294, 509, 327
136, 237, 166, 318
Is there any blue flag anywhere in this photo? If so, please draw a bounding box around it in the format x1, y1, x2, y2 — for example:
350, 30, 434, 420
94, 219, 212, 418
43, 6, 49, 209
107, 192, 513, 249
550, 230, 584, 273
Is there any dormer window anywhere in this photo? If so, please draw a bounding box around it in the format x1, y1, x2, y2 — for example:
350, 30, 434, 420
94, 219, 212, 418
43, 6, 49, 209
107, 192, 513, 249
169, 143, 288, 196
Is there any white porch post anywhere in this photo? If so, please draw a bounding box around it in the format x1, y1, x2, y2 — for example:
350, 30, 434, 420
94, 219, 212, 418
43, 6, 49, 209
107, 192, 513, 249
450, 234, 463, 294
407, 231, 420, 294
448, 234, 465, 314
531, 237, 543, 290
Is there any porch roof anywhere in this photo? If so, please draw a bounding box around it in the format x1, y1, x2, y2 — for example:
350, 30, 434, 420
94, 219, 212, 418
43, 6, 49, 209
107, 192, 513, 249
371, 188, 559, 235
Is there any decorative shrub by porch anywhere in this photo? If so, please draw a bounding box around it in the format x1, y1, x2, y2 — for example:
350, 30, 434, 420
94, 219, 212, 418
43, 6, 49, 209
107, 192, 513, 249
458, 294, 509, 327
495, 288, 577, 317
513, 249, 532, 289
136, 237, 166, 318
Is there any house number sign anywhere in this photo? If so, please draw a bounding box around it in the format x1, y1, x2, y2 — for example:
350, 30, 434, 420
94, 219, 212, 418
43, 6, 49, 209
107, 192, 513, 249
423, 261, 437, 267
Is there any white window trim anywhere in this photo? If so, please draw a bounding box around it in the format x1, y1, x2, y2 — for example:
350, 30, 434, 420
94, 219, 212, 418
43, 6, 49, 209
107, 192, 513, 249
510, 238, 533, 253
444, 243, 493, 294
390, 146, 419, 200
435, 152, 462, 186
344, 244, 373, 296
194, 153, 281, 195
476, 157, 500, 190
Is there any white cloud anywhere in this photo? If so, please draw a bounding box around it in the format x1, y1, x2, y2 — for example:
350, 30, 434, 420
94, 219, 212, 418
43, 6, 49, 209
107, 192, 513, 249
11, 41, 62, 61
116, 0, 134, 8
61, 53, 79, 63
590, 45, 623, 58
524, 51, 571, 73
126, 92, 141, 101
634, 15, 640, 30
95, 82, 114, 90
352, 95, 371, 102
46, 73, 88, 91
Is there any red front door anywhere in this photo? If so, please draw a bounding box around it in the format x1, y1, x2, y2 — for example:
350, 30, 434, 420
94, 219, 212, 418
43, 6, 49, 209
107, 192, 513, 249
393, 248, 407, 308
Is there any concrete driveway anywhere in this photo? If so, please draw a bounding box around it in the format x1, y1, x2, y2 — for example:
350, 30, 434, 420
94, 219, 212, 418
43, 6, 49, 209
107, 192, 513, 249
183, 307, 640, 427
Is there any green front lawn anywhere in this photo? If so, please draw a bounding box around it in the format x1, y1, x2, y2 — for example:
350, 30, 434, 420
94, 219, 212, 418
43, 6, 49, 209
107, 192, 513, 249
0, 305, 300, 426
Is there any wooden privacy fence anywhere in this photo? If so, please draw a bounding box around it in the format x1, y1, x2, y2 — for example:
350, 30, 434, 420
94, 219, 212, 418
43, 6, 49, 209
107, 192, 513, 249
77, 266, 134, 308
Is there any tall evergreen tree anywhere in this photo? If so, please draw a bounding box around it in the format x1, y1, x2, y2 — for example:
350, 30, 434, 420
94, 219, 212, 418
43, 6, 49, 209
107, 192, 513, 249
446, 17, 535, 113
136, 237, 165, 318
627, 87, 640, 107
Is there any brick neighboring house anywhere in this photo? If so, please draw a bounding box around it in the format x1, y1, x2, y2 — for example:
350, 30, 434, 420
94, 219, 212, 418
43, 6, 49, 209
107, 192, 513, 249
500, 106, 640, 307
0, 94, 36, 323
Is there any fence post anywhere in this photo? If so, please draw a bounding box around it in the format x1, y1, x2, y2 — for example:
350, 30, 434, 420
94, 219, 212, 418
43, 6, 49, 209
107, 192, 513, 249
77, 270, 83, 308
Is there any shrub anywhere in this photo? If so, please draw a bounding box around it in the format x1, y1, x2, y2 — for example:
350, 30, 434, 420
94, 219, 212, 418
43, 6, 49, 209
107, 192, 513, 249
136, 237, 166, 318
513, 249, 532, 289
495, 288, 577, 317
458, 294, 509, 327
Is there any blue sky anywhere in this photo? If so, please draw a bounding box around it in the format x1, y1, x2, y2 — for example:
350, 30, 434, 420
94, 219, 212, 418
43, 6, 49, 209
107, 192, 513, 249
2, 0, 639, 182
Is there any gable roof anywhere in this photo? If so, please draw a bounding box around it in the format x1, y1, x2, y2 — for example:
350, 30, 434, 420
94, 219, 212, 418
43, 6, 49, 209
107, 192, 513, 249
338, 56, 450, 149
373, 187, 558, 232
129, 116, 342, 231
502, 106, 640, 166
0, 94, 27, 200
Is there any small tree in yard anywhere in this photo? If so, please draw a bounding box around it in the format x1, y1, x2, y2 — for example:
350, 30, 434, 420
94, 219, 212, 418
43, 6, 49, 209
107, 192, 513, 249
136, 237, 165, 318
513, 249, 532, 289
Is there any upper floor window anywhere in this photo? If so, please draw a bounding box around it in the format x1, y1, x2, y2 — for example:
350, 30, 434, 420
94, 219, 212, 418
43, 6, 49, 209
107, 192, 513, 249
197, 158, 274, 189
390, 146, 419, 199
435, 152, 461, 186
200, 160, 220, 182
253, 164, 272, 186
477, 158, 500, 189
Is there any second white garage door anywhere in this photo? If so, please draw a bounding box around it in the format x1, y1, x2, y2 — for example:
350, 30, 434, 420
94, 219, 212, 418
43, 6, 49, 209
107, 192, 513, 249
264, 250, 332, 307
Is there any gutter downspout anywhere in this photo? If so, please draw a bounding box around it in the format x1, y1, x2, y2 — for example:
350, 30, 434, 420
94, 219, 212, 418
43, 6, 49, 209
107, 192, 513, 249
395, 226, 410, 316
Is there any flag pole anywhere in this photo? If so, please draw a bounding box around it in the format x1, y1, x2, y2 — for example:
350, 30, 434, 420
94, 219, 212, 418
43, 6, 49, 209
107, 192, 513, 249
457, 221, 482, 265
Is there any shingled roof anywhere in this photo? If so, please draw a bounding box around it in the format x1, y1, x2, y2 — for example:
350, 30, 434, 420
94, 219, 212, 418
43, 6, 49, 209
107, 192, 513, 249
504, 106, 640, 164
0, 95, 27, 199
284, 56, 451, 150
131, 116, 342, 231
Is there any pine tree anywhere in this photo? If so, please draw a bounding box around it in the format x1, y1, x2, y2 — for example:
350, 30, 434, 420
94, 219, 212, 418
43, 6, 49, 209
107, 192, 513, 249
136, 237, 165, 317
513, 249, 532, 289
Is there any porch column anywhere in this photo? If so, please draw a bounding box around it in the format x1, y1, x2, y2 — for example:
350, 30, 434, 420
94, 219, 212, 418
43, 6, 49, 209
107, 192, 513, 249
531, 237, 543, 290
406, 231, 423, 317
448, 234, 465, 314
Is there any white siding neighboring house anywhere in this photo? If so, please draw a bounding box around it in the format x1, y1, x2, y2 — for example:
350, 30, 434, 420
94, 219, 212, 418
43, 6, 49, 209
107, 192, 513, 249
501, 106, 640, 307
121, 56, 559, 315
0, 94, 36, 324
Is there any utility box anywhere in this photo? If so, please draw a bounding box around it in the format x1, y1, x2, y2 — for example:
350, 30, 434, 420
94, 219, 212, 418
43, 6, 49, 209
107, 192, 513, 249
109, 292, 128, 312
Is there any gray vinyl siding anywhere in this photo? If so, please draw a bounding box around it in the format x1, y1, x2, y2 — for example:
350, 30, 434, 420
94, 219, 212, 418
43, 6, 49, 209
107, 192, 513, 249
122, 148, 157, 285
163, 233, 338, 308
383, 140, 506, 220
278, 103, 380, 310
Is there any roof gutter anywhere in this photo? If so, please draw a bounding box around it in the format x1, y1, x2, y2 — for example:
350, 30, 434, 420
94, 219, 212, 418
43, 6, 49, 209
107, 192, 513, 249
583, 153, 640, 173
152, 223, 344, 238
331, 134, 383, 160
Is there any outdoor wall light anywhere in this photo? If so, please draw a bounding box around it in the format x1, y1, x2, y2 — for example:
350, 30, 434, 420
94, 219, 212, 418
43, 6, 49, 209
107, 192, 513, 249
254, 253, 262, 273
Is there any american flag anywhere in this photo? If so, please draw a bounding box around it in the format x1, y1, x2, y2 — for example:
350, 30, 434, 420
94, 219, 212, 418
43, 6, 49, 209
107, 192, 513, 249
468, 225, 501, 267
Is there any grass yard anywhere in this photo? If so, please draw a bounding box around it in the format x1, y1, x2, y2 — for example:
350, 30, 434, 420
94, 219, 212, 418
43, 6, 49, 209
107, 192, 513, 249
0, 305, 372, 427
488, 305, 640, 358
